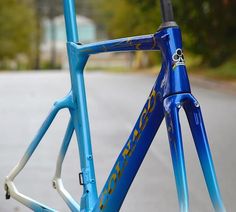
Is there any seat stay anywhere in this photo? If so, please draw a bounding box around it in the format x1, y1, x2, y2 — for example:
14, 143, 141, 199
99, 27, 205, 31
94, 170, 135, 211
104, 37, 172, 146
52, 117, 81, 212
4, 93, 74, 211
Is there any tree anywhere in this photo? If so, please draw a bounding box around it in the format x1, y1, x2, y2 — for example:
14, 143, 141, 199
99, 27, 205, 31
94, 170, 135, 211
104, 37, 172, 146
33, 0, 87, 69
0, 0, 36, 69
33, 0, 63, 69
174, 0, 236, 66
96, 0, 236, 67
93, 0, 162, 68
95, 0, 161, 38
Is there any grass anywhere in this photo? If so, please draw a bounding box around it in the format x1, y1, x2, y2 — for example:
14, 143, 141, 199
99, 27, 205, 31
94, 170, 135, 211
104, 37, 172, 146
204, 62, 236, 80
188, 58, 236, 81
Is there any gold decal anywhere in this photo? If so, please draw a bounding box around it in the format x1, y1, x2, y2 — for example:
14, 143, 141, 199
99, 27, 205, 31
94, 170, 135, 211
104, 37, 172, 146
99, 88, 158, 210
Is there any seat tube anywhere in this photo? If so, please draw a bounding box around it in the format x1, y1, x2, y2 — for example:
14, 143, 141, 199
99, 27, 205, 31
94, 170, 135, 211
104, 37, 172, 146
63, 0, 79, 42
63, 0, 98, 210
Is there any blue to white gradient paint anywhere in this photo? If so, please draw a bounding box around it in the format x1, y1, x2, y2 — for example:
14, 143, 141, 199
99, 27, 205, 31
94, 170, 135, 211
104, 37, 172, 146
5, 0, 225, 211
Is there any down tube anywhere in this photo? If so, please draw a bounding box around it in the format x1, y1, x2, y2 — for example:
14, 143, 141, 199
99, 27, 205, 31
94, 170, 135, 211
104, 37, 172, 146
93, 83, 164, 211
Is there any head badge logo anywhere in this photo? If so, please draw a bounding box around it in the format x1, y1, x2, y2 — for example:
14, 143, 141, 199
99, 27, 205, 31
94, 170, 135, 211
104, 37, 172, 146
172, 48, 185, 69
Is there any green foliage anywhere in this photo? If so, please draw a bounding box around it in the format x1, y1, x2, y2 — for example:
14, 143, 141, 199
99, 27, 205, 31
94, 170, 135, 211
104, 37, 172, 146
174, 0, 236, 67
96, 0, 161, 38
0, 0, 36, 69
206, 61, 236, 80
96, 0, 236, 67
94, 0, 162, 67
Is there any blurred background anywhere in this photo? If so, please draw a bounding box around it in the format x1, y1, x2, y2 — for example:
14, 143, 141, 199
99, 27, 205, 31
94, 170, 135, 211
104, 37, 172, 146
0, 0, 236, 211
0, 0, 235, 76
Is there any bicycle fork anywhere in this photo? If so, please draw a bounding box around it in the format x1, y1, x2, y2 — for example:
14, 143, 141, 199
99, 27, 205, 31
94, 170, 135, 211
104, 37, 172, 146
163, 92, 226, 212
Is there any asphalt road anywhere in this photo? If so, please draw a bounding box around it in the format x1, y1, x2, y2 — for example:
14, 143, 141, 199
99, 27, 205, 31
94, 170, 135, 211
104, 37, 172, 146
0, 71, 235, 212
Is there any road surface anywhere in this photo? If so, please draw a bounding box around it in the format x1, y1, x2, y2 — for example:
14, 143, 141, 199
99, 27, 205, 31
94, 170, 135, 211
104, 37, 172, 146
0, 71, 235, 211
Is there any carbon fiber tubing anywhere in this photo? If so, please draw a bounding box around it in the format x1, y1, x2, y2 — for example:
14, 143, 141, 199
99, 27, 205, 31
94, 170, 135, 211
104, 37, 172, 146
160, 0, 174, 22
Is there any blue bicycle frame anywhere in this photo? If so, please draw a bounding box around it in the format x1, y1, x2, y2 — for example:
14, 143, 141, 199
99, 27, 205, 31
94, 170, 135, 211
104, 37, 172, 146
5, 0, 226, 211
